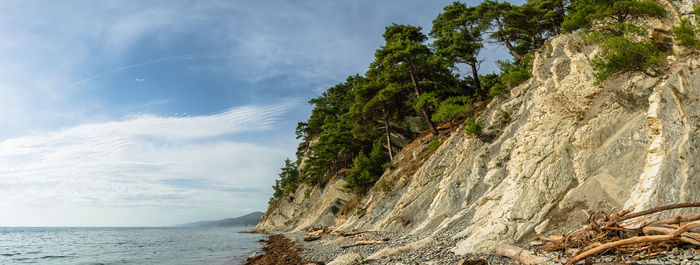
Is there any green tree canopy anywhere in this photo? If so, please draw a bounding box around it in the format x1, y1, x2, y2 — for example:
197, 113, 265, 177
272, 158, 299, 198
374, 23, 440, 136
430, 2, 486, 95
563, 0, 666, 35
476, 0, 522, 61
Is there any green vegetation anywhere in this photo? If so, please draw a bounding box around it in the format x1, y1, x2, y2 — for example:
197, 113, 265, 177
590, 36, 665, 83
343, 141, 389, 194
272, 158, 299, 198
270, 0, 676, 199
672, 6, 700, 48
564, 0, 668, 84
428, 136, 442, 151
465, 118, 484, 136
563, 0, 665, 35
500, 111, 511, 124
490, 55, 533, 95
432, 96, 472, 129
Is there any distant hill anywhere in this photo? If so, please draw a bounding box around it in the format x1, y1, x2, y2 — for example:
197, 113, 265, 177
175, 212, 264, 227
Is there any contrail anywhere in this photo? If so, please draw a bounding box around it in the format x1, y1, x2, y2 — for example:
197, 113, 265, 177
72, 51, 231, 86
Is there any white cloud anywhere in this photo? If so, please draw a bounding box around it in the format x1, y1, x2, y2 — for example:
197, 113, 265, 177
0, 102, 296, 226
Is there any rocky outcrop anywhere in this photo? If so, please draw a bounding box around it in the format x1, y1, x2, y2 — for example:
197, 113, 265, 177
257, 176, 353, 233
257, 0, 700, 255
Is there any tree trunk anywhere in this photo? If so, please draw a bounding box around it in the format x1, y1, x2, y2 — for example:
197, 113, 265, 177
408, 71, 439, 136
529, 33, 537, 50
469, 61, 482, 97
494, 17, 523, 61
382, 105, 394, 162
551, 17, 560, 35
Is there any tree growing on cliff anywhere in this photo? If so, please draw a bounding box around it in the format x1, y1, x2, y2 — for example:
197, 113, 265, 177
272, 158, 299, 198
430, 2, 487, 97
432, 96, 472, 129
343, 140, 389, 194
374, 23, 440, 136
300, 77, 361, 184
532, 0, 567, 36
671, 5, 700, 48
562, 0, 666, 35
350, 71, 405, 162
563, 0, 667, 83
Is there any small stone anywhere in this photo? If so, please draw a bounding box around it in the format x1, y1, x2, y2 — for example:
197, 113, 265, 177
673, 248, 680, 255
671, 259, 681, 264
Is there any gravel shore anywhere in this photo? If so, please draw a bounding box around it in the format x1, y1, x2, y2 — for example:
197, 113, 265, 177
247, 230, 700, 265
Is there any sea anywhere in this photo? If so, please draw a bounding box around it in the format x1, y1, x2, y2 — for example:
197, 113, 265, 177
0, 227, 265, 265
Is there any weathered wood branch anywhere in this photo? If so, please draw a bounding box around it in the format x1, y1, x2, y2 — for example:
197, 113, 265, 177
646, 212, 700, 227
612, 202, 700, 224
304, 235, 322, 242
494, 244, 547, 265
340, 240, 388, 249
567, 221, 700, 264
566, 235, 676, 264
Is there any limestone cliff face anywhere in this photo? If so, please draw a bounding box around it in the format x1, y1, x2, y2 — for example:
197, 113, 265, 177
258, 0, 700, 253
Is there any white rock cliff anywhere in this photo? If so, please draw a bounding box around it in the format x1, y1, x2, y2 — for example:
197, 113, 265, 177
257, 0, 700, 255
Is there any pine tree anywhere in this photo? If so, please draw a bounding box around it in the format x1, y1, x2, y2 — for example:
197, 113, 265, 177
351, 71, 404, 161
374, 24, 440, 136
430, 2, 487, 96
476, 0, 522, 61
562, 0, 666, 35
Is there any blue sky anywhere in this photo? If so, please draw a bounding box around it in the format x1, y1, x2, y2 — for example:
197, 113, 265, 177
0, 0, 515, 227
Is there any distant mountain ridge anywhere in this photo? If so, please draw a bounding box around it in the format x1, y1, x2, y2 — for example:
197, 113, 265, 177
175, 212, 263, 227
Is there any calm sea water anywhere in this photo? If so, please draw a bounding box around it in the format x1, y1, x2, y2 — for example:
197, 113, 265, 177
0, 227, 265, 265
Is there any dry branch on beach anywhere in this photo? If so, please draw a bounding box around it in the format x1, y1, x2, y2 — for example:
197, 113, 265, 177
494, 244, 548, 264
340, 239, 388, 249
522, 202, 700, 265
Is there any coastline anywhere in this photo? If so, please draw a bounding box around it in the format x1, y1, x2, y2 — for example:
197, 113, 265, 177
243, 234, 307, 265
242, 230, 512, 265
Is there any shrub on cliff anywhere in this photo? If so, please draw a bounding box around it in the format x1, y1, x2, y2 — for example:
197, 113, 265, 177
565, 0, 668, 83
672, 6, 700, 49
490, 55, 533, 96
343, 141, 389, 194
563, 0, 666, 35
272, 158, 299, 198
591, 35, 665, 83
432, 96, 472, 129
465, 117, 484, 136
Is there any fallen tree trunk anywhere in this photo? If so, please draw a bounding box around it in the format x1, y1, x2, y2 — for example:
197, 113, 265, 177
494, 244, 547, 265
304, 235, 322, 242
330, 230, 385, 237
340, 240, 387, 249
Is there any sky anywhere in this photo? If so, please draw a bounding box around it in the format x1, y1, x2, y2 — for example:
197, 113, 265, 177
0, 0, 515, 227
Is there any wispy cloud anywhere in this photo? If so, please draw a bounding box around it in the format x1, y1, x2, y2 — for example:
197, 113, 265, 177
72, 51, 232, 86
0, 101, 296, 226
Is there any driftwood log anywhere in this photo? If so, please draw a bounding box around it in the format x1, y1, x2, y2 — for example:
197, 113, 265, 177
494, 244, 547, 265
565, 220, 700, 264
531, 202, 700, 264
340, 240, 388, 249
303, 235, 322, 242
